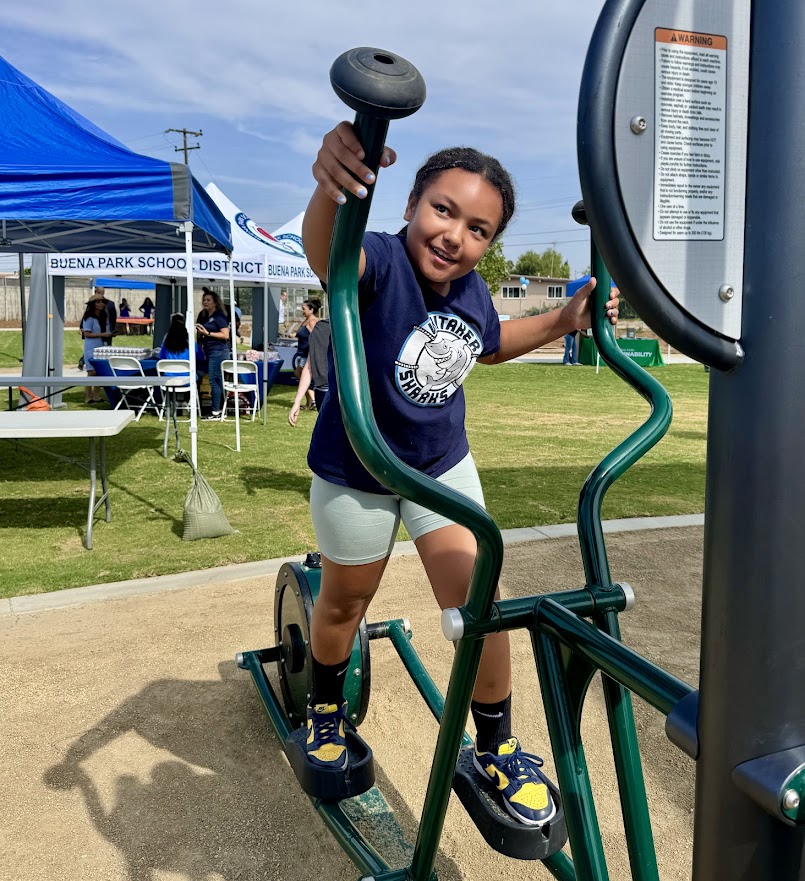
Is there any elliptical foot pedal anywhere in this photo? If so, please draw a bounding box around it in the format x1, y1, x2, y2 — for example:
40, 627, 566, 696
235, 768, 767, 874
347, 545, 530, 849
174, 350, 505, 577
453, 747, 568, 860
285, 725, 375, 801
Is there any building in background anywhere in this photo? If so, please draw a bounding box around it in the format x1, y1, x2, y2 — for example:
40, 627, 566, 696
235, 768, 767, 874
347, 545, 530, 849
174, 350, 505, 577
490, 273, 570, 318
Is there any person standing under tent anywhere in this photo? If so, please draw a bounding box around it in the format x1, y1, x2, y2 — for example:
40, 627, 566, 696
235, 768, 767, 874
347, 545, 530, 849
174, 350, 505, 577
233, 299, 244, 343
94, 287, 117, 343
196, 290, 230, 420
278, 289, 291, 336
119, 297, 131, 334
139, 296, 155, 335
291, 298, 321, 410
288, 318, 330, 425
81, 291, 113, 403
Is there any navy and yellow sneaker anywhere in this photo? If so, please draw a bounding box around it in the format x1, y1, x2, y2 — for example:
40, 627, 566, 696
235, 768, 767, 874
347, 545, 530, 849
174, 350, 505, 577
473, 737, 557, 826
305, 702, 348, 770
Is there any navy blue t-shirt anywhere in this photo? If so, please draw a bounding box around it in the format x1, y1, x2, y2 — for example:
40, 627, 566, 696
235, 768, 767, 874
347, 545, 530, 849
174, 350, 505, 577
197, 309, 229, 357
308, 231, 501, 494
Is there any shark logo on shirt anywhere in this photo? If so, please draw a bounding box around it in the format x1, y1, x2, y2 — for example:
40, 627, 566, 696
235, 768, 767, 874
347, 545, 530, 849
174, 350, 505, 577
394, 312, 483, 407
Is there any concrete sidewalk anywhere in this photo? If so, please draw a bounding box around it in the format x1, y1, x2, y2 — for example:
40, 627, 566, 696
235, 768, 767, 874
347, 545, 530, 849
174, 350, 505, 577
0, 514, 704, 617
0, 522, 702, 881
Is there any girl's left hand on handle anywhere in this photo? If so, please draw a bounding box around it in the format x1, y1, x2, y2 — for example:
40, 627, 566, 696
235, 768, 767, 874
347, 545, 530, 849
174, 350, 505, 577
561, 277, 620, 331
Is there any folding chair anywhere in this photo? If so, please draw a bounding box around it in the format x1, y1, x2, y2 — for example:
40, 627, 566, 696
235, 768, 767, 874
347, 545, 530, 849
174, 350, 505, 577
156, 359, 199, 421
221, 360, 260, 422
108, 356, 160, 422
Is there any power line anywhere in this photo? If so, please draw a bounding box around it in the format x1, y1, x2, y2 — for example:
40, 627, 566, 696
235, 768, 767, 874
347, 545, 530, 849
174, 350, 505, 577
164, 128, 203, 164
122, 130, 169, 145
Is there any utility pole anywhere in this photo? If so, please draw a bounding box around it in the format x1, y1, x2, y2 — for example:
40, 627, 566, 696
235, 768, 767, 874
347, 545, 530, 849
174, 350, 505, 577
165, 128, 202, 164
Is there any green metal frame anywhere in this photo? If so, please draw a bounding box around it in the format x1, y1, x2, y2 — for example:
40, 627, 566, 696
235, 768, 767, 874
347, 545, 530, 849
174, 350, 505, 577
240, 111, 695, 881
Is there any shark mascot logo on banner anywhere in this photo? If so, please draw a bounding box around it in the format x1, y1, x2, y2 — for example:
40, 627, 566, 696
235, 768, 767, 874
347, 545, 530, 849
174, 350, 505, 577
234, 212, 306, 257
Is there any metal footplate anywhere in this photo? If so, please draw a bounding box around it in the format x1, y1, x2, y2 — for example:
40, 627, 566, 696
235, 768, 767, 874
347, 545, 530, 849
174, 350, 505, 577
285, 725, 375, 802
452, 747, 568, 860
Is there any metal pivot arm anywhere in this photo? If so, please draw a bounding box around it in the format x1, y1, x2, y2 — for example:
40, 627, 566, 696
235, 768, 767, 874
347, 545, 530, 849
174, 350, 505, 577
326, 48, 505, 881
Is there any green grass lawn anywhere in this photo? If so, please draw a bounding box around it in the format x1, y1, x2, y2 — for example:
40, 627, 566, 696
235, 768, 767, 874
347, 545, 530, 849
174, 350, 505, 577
0, 361, 709, 598
0, 327, 84, 369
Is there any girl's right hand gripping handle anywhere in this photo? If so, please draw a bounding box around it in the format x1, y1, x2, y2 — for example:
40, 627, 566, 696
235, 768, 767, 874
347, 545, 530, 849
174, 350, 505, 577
326, 47, 504, 624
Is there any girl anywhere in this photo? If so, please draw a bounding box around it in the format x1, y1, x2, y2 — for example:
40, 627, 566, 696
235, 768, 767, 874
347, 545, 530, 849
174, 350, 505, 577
300, 122, 619, 827
195, 289, 230, 419
292, 298, 321, 410
159, 312, 205, 370
119, 297, 131, 335
139, 296, 155, 320
81, 291, 113, 403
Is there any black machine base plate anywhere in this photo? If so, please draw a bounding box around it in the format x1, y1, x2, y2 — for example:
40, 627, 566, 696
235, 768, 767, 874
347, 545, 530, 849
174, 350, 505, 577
286, 725, 375, 802
453, 747, 568, 861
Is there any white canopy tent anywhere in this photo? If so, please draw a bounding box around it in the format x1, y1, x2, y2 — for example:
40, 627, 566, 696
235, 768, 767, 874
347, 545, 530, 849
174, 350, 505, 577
48, 185, 322, 450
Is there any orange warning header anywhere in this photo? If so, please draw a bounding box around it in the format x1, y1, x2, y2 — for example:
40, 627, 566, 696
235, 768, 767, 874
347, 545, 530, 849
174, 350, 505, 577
656, 28, 727, 51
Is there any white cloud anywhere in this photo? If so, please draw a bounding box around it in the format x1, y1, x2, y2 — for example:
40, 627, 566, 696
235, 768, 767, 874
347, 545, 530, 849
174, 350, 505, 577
0, 0, 607, 269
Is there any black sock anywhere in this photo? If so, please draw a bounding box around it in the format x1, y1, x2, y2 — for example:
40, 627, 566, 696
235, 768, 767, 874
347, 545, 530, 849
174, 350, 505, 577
310, 654, 350, 707
471, 694, 512, 753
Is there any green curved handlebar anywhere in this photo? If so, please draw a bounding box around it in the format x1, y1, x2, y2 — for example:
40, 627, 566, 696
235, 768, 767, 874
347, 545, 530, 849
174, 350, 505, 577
578, 248, 674, 588
327, 112, 504, 622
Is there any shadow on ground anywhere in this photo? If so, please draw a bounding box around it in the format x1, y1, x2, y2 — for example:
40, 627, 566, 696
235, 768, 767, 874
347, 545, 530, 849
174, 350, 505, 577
41, 660, 464, 881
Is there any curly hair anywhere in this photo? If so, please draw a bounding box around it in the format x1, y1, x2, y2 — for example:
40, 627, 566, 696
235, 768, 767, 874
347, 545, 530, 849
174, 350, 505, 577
408, 146, 516, 240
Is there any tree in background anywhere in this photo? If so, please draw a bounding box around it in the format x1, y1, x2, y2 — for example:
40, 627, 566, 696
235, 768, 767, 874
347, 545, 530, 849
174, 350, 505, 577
514, 247, 570, 278
475, 239, 513, 294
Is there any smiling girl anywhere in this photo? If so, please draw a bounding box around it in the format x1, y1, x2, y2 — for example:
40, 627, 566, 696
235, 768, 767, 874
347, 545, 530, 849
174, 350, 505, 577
299, 121, 619, 827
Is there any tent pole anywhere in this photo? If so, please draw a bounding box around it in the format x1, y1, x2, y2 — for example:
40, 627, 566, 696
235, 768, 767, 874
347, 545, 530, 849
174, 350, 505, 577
18, 253, 26, 341
45, 271, 53, 404
229, 258, 240, 452
263, 266, 268, 427
183, 223, 198, 468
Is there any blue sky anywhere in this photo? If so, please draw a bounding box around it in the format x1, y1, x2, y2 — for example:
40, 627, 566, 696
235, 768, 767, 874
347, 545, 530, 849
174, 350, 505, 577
1, 0, 605, 277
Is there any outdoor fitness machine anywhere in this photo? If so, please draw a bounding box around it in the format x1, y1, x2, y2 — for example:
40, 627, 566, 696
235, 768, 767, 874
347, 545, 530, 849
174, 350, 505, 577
576, 0, 805, 878
238, 43, 664, 881
239, 0, 805, 877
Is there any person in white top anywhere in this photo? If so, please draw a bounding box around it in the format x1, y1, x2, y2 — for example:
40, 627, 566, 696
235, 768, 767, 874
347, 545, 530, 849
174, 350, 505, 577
278, 289, 291, 336
80, 291, 114, 403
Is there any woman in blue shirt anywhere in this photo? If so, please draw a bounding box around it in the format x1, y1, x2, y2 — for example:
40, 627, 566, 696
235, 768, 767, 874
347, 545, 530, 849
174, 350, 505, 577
195, 290, 231, 419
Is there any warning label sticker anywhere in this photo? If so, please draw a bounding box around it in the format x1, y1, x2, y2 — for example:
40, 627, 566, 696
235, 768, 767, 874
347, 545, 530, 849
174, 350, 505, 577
654, 28, 727, 241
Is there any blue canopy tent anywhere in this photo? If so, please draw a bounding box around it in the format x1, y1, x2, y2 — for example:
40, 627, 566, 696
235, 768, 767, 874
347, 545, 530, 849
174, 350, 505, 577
0, 54, 232, 464
0, 55, 230, 254
93, 278, 156, 290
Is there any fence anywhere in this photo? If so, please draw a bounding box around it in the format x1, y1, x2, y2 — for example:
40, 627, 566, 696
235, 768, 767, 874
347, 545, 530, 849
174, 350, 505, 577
0, 276, 116, 325
0, 277, 320, 327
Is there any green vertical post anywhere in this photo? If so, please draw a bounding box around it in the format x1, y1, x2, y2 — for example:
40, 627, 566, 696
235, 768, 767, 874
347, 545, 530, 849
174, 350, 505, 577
535, 630, 610, 881
570, 244, 672, 881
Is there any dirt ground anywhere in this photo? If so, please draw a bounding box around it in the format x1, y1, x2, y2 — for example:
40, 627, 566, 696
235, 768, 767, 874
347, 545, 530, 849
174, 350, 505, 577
0, 527, 702, 881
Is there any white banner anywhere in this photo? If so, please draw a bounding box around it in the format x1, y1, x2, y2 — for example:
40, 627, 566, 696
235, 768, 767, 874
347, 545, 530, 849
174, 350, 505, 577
47, 252, 318, 284
47, 183, 322, 288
